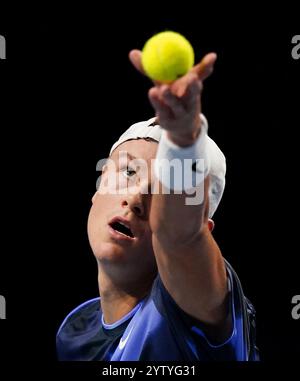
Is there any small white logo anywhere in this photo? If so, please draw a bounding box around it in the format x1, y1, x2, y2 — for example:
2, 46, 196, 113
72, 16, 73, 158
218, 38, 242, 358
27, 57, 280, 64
291, 295, 300, 320
119, 326, 134, 350
0, 35, 6, 60
0, 295, 6, 319
291, 35, 300, 60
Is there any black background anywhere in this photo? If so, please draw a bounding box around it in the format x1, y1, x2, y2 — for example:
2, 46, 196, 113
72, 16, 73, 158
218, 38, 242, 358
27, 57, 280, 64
0, 4, 299, 372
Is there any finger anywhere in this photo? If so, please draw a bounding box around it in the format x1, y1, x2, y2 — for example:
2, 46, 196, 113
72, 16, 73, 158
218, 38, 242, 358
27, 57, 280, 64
148, 87, 173, 120
192, 52, 217, 81
129, 49, 163, 86
160, 85, 186, 118
129, 49, 145, 75
171, 72, 200, 98
184, 80, 202, 113
181, 74, 203, 111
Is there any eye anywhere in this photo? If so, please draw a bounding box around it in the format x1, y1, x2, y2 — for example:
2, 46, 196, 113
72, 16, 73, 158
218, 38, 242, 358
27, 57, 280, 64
122, 166, 136, 178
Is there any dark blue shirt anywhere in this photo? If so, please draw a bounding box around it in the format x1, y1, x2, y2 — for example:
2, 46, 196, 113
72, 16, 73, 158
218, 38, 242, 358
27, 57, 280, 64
56, 261, 259, 361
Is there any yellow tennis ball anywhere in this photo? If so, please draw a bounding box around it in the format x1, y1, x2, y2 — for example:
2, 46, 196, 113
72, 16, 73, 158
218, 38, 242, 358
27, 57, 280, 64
142, 31, 194, 83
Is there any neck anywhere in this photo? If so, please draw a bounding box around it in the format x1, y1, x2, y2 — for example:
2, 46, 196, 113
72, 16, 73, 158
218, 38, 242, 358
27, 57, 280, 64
98, 266, 154, 325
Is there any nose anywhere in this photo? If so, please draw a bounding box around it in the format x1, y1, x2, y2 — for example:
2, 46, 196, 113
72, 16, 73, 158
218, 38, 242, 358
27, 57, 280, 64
121, 182, 151, 219
122, 197, 144, 218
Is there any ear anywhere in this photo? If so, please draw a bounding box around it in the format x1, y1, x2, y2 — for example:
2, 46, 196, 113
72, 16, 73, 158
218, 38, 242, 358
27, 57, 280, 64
92, 192, 98, 204
208, 218, 215, 232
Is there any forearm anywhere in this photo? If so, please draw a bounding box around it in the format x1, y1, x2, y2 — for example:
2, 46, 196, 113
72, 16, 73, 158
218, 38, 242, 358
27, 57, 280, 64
151, 214, 229, 328
150, 177, 209, 248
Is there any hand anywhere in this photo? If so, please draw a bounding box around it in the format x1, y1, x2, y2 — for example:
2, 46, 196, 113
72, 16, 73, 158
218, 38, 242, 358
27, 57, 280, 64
129, 50, 217, 146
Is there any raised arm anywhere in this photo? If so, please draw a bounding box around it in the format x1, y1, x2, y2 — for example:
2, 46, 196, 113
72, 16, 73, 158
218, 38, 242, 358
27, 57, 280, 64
130, 50, 231, 341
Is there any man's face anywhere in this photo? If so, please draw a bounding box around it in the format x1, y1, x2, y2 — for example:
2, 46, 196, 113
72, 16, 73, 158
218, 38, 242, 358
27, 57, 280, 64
87, 139, 158, 278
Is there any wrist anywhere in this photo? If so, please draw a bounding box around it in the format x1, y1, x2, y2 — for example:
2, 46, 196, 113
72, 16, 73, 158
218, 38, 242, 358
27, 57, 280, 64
167, 115, 203, 147
154, 115, 210, 192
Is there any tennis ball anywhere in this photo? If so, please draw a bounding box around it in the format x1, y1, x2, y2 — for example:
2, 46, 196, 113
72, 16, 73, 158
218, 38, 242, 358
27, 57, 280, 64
142, 31, 194, 83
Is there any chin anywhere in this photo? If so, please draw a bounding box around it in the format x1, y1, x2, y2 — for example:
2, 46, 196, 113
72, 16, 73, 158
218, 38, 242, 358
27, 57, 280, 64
91, 241, 135, 264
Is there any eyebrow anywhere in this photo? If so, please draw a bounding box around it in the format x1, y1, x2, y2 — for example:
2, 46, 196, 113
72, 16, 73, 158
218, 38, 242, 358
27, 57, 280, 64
127, 152, 137, 160
110, 150, 137, 161
115, 151, 138, 161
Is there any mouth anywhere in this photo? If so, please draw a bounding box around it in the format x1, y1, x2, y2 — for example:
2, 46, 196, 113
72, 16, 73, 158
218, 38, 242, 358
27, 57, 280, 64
108, 217, 135, 240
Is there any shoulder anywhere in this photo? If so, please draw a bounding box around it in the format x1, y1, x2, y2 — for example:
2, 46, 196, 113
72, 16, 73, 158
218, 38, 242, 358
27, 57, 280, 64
152, 260, 258, 360
56, 297, 101, 337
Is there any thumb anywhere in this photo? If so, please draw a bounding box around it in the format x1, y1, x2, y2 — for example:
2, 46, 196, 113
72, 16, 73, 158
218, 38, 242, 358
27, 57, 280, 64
129, 49, 145, 75
129, 49, 163, 86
